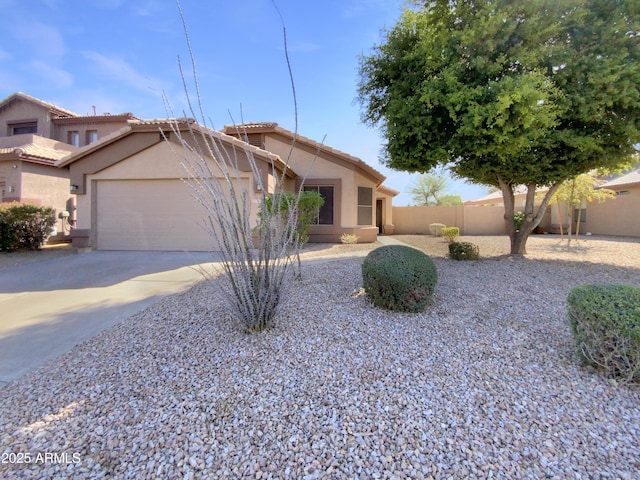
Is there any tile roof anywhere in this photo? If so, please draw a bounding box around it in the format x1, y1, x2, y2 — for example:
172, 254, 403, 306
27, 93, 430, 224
0, 92, 79, 118
600, 169, 640, 188
223, 122, 387, 184
58, 118, 295, 177
465, 185, 549, 205
0, 143, 75, 166
52, 112, 138, 123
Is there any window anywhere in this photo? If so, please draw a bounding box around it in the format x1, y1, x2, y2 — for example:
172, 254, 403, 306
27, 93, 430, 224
68, 131, 80, 147
357, 186, 373, 225
9, 121, 37, 135
304, 185, 334, 225
86, 130, 98, 144
573, 208, 586, 223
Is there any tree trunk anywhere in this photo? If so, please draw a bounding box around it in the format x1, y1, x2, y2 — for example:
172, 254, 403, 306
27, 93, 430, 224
500, 178, 561, 255
555, 201, 564, 241
566, 204, 573, 246
510, 230, 529, 255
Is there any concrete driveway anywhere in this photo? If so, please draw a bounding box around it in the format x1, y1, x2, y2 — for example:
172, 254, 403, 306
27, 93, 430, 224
0, 250, 219, 387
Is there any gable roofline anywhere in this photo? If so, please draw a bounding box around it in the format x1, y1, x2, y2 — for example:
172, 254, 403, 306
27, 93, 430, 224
58, 118, 295, 177
599, 169, 640, 188
52, 112, 139, 124
465, 185, 548, 205
222, 122, 387, 185
0, 92, 79, 118
0, 134, 78, 166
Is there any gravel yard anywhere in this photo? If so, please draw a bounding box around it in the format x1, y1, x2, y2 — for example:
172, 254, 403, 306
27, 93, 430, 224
1, 235, 639, 479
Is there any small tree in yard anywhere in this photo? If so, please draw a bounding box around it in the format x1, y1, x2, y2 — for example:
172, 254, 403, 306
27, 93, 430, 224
358, 0, 640, 254
548, 172, 616, 245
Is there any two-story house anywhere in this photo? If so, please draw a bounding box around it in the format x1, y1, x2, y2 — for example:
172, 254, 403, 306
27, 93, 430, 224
0, 92, 136, 241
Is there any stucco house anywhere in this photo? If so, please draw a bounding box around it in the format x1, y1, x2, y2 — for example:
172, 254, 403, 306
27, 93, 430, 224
584, 168, 640, 237
223, 123, 396, 242
0, 92, 136, 241
59, 119, 397, 251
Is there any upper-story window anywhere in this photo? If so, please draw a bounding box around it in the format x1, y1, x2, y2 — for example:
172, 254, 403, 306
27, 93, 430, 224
9, 121, 37, 135
68, 131, 80, 147
86, 130, 98, 144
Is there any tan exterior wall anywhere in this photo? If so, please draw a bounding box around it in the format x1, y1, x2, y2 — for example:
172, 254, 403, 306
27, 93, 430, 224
263, 135, 380, 241
393, 205, 508, 235
75, 141, 259, 250
582, 186, 640, 237
0, 160, 23, 200
0, 161, 72, 242
21, 163, 72, 240
0, 100, 54, 138
54, 120, 129, 148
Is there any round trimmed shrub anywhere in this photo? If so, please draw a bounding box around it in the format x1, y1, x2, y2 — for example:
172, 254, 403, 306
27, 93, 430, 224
567, 284, 640, 384
441, 226, 459, 243
448, 241, 480, 260
429, 223, 446, 236
362, 245, 438, 312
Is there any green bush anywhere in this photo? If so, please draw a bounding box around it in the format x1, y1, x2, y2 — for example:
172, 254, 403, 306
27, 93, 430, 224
259, 190, 323, 244
441, 226, 459, 243
567, 284, 640, 384
362, 245, 438, 312
0, 202, 56, 251
448, 241, 480, 261
429, 223, 446, 236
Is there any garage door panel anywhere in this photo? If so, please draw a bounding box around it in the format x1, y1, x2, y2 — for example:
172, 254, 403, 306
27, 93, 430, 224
96, 179, 213, 251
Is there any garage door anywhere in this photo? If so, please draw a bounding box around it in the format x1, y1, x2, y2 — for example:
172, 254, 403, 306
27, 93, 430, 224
96, 179, 213, 251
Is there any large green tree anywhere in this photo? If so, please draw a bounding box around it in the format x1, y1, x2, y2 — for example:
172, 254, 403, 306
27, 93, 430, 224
358, 0, 640, 254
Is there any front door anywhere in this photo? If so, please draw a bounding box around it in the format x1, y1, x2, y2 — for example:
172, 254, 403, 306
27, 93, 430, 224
376, 199, 383, 234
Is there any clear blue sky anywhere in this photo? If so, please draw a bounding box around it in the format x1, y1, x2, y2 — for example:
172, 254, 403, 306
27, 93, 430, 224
0, 0, 489, 205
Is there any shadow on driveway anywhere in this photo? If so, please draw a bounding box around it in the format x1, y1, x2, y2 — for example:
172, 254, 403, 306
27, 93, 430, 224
0, 251, 221, 385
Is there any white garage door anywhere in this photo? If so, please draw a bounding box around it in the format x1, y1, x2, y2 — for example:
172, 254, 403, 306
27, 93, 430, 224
96, 179, 213, 251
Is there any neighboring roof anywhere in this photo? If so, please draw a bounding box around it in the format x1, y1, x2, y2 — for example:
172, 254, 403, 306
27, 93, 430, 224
0, 92, 79, 118
600, 169, 640, 188
58, 118, 295, 177
222, 122, 387, 185
464, 185, 549, 205
0, 134, 77, 166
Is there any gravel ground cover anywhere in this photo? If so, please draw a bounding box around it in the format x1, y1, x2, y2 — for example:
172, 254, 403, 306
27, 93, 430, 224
1, 235, 639, 479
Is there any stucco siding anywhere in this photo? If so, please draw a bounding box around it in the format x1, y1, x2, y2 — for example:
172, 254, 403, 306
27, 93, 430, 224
0, 100, 53, 138
582, 187, 640, 237
393, 206, 509, 235
81, 141, 258, 250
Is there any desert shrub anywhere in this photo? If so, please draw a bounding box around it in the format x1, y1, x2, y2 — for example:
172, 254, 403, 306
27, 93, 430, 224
340, 233, 359, 244
429, 223, 446, 236
260, 190, 323, 245
448, 241, 480, 260
0, 202, 56, 251
362, 245, 438, 312
567, 284, 640, 384
441, 226, 459, 243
